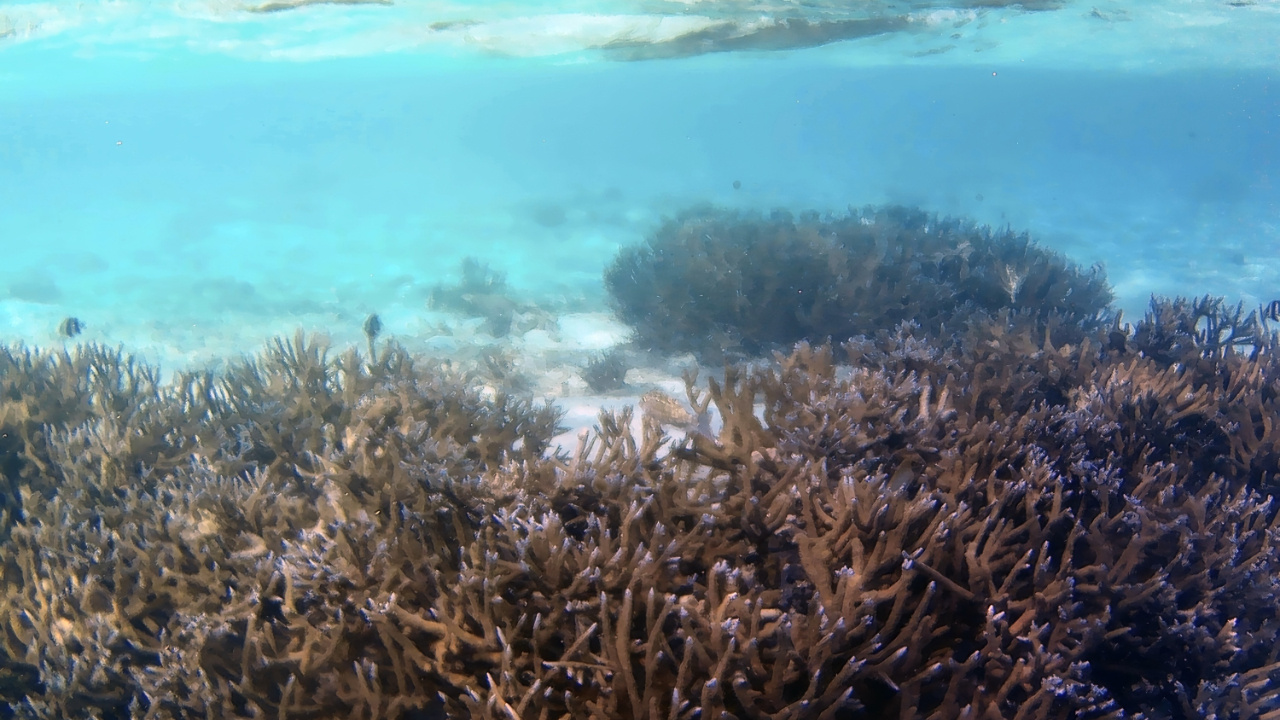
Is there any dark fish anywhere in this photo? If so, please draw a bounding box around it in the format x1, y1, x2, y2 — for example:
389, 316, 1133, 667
363, 313, 383, 365
58, 317, 84, 338
362, 313, 382, 340
1108, 330, 1128, 353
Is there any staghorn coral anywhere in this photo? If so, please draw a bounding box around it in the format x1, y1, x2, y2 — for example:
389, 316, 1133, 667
604, 205, 1113, 363
4, 302, 1280, 719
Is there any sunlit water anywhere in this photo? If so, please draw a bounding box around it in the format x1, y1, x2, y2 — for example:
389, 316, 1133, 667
1, 0, 1277, 397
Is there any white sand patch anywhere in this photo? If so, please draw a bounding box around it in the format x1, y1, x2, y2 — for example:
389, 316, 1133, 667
554, 313, 631, 351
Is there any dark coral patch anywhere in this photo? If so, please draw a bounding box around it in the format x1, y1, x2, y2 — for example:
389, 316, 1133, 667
605, 205, 1113, 362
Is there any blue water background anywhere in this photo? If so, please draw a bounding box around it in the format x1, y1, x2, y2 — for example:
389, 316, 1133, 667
0, 6, 1277, 368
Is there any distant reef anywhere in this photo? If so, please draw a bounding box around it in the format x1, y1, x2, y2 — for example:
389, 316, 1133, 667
2, 283, 1280, 717
606, 204, 1113, 363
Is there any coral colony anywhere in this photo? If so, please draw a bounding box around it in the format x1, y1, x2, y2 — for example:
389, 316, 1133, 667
2, 205, 1279, 719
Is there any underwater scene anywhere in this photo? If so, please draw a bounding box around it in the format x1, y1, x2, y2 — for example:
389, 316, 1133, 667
2, 0, 1280, 718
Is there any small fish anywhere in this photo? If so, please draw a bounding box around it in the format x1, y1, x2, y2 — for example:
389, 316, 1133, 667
639, 390, 695, 427
58, 317, 84, 338
887, 457, 919, 493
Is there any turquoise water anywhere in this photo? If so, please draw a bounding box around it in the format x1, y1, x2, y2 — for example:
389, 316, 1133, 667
4, 3, 1280, 718
1, 1, 1278, 374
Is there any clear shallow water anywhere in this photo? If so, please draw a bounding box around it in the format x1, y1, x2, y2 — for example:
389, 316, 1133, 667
0, 0, 1277, 372
3, 4, 1280, 717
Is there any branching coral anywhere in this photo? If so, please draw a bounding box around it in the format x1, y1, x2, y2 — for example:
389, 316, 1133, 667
0, 333, 564, 718
3, 299, 1280, 719
604, 205, 1113, 362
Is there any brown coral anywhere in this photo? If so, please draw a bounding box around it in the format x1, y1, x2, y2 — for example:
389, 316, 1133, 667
3, 301, 1280, 719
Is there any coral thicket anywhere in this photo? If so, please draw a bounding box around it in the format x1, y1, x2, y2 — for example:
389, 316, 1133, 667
2, 294, 1279, 718
605, 205, 1113, 362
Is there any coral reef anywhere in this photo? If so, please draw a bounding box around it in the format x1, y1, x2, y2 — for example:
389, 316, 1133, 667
3, 296, 1280, 719
429, 258, 553, 338
581, 349, 630, 394
478, 346, 536, 394
0, 333, 564, 718
605, 205, 1113, 362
